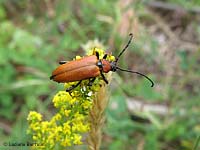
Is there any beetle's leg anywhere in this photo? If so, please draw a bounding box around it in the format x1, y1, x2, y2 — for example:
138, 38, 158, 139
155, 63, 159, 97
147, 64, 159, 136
59, 61, 68, 64
103, 54, 107, 59
66, 80, 82, 92
95, 51, 99, 60
88, 77, 96, 86
100, 72, 108, 84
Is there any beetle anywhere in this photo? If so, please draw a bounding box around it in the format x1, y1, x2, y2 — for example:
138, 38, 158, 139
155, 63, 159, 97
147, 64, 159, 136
50, 33, 154, 92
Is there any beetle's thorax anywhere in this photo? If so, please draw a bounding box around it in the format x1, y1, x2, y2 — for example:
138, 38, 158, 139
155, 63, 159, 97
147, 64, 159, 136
97, 59, 117, 73
97, 59, 111, 73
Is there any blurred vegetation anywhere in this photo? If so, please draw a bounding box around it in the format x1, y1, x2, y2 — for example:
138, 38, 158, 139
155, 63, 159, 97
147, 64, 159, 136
0, 0, 200, 150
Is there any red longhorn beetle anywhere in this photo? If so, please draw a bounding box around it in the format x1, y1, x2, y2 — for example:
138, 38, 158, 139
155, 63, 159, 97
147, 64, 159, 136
50, 34, 154, 92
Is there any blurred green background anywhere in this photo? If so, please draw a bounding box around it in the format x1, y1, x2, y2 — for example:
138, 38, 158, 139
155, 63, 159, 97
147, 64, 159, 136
0, 0, 200, 150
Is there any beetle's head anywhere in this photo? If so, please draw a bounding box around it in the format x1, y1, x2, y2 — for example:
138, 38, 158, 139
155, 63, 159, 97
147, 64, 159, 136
110, 61, 117, 72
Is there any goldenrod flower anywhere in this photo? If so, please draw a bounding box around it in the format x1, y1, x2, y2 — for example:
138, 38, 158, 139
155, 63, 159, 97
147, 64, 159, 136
27, 47, 114, 149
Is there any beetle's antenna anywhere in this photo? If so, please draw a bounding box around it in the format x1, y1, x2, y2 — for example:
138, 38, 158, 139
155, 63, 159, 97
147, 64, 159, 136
115, 33, 133, 62
116, 67, 154, 87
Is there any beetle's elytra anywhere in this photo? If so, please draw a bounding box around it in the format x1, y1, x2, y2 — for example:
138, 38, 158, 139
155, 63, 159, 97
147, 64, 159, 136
50, 55, 100, 83
50, 34, 154, 92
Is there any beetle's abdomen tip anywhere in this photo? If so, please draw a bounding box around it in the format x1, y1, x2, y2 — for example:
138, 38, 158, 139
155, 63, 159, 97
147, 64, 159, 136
50, 75, 55, 80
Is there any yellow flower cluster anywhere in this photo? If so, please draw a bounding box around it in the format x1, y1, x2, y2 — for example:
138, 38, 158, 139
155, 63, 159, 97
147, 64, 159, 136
27, 48, 114, 149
